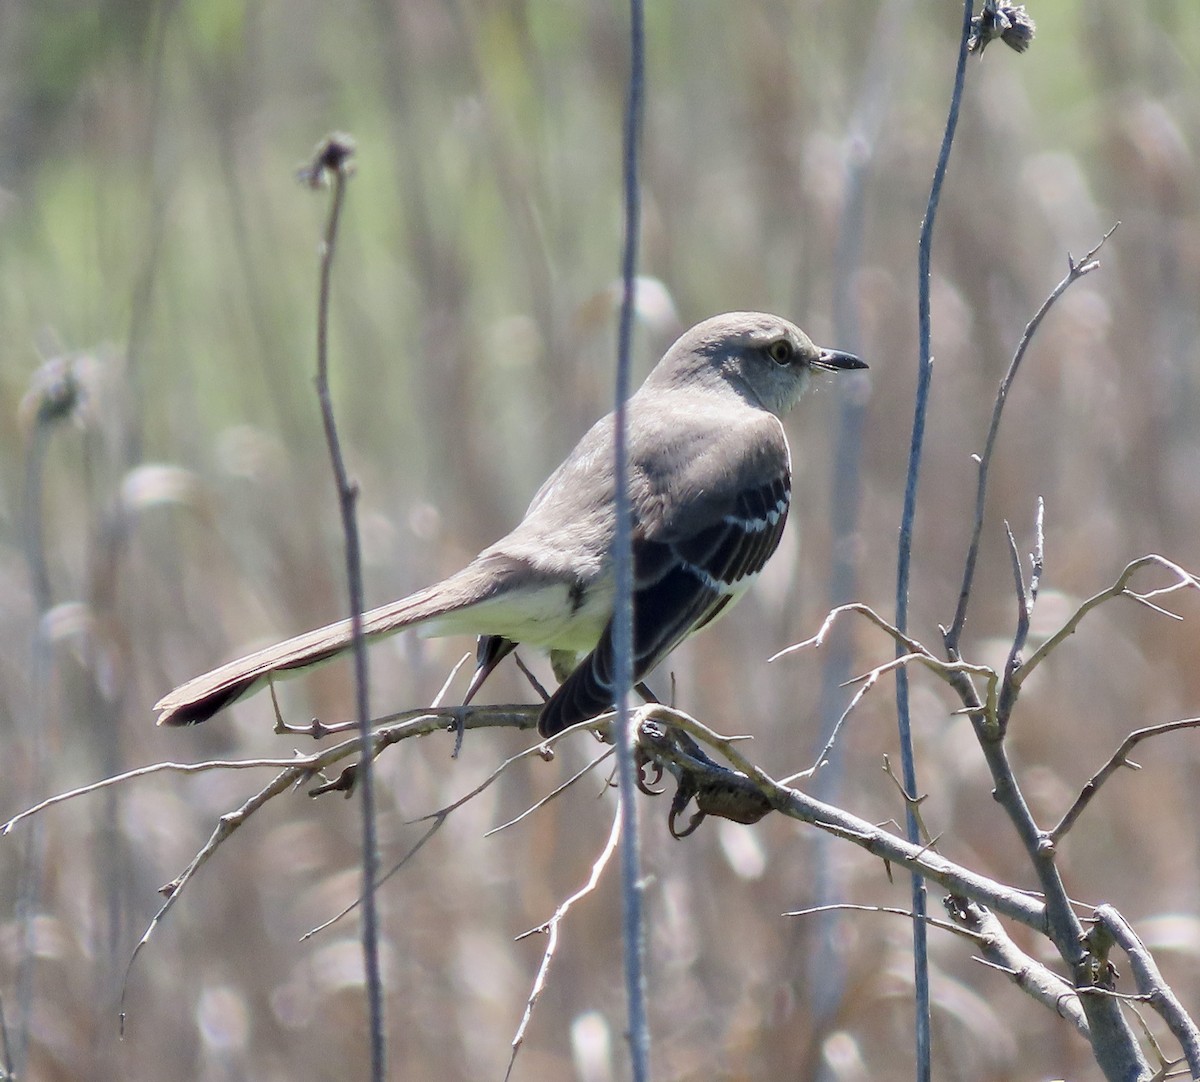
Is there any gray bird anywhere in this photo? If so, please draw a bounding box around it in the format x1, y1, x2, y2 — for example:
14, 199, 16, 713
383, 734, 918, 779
155, 312, 866, 736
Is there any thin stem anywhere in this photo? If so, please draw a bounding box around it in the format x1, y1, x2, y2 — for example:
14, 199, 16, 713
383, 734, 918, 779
306, 136, 387, 1081
896, 5, 975, 1076
612, 1, 650, 1076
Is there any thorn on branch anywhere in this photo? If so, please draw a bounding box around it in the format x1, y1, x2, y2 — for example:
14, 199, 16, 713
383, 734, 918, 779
310, 763, 358, 797
883, 754, 936, 848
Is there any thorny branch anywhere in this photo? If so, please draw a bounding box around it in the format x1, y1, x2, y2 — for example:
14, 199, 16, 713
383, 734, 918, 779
944, 896, 1090, 1039
945, 224, 1118, 655
786, 898, 1090, 1040
507, 801, 623, 1082
767, 228, 1198, 1078
1050, 717, 1200, 844
1093, 906, 1200, 1080
1015, 555, 1199, 689
633, 707, 1047, 932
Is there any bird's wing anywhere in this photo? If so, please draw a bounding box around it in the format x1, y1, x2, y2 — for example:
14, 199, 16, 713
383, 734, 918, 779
537, 414, 791, 736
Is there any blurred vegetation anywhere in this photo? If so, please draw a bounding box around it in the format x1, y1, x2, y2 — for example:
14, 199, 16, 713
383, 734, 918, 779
1, 1, 1199, 1079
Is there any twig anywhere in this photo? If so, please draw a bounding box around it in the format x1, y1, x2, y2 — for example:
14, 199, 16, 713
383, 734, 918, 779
3, 755, 320, 835
118, 763, 309, 1033
1049, 718, 1200, 844
486, 748, 615, 836
301, 133, 386, 1080
301, 817, 444, 942
635, 705, 759, 781
792, 669, 874, 781
881, 755, 936, 849
996, 516, 1031, 731
302, 726, 598, 939
772, 601, 932, 661
945, 224, 1118, 654
5, 704, 545, 838
1124, 1001, 1188, 1081
788, 899, 1087, 1040
1014, 555, 1200, 689
505, 801, 623, 1082
775, 607, 1001, 729
784, 902, 979, 942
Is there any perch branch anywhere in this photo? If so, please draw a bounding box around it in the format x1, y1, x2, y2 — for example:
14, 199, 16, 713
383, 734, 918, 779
634, 706, 1047, 932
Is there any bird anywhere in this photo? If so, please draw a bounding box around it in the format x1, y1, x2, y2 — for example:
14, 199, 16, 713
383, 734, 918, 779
155, 312, 866, 736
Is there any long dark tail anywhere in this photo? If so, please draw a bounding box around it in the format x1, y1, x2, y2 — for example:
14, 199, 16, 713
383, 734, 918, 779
155, 568, 494, 726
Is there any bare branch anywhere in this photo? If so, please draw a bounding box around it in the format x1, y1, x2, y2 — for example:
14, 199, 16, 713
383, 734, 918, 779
3, 755, 318, 836
944, 896, 1090, 1039
635, 706, 1048, 933
487, 749, 614, 836
302, 132, 386, 1079
119, 763, 305, 1033
1050, 718, 1200, 844
300, 729, 610, 940
771, 602, 931, 661
301, 817, 445, 942
1095, 904, 1200, 1077
997, 509, 1038, 733
784, 902, 981, 943
772, 605, 1001, 727
1015, 556, 1200, 689
1029, 496, 1045, 606
882, 754, 936, 848
505, 801, 623, 1082
946, 223, 1118, 654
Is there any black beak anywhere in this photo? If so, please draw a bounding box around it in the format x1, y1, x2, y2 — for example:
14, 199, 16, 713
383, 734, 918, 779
813, 348, 868, 372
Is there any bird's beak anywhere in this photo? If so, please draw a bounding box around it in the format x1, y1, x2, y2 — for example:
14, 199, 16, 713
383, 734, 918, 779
812, 348, 868, 372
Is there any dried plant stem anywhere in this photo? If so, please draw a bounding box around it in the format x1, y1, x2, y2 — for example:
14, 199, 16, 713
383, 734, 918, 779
611, 0, 650, 1076
897, 4, 977, 1070
304, 135, 387, 1081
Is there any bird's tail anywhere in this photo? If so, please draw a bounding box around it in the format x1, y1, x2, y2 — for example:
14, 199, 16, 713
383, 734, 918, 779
155, 567, 495, 727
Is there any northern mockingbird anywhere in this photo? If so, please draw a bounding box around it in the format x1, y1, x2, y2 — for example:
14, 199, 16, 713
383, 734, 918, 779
155, 312, 866, 736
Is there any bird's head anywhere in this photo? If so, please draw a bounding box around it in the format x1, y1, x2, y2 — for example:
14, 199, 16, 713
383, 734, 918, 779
650, 311, 867, 417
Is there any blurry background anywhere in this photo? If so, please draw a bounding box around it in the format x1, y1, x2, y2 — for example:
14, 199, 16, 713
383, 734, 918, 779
1, 1, 1199, 1079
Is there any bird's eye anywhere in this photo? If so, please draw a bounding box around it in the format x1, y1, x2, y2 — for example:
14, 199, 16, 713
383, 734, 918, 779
767, 339, 794, 365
